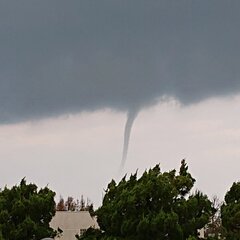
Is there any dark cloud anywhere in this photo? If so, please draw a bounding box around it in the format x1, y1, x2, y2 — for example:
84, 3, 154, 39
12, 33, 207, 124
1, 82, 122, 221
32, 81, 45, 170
0, 0, 240, 123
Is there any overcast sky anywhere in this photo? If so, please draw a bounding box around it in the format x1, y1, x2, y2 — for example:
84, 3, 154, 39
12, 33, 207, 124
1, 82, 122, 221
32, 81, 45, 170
0, 1, 240, 206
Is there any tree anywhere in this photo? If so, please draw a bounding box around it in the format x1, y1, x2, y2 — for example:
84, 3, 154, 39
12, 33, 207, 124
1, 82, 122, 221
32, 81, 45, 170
65, 196, 76, 211
204, 196, 223, 239
0, 178, 57, 240
56, 195, 65, 211
82, 160, 213, 240
221, 181, 240, 239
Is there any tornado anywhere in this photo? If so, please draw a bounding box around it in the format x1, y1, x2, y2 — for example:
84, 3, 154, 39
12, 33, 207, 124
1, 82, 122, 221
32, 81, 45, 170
120, 110, 138, 170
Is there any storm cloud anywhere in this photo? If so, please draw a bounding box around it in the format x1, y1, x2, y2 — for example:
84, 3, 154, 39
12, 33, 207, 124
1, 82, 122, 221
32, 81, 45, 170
0, 0, 240, 123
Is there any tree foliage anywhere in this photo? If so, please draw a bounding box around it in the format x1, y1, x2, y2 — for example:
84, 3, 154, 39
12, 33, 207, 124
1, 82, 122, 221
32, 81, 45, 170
81, 160, 213, 240
0, 178, 57, 240
221, 181, 240, 239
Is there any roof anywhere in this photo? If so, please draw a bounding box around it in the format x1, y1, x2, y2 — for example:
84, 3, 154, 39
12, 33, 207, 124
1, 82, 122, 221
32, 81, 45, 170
50, 211, 99, 240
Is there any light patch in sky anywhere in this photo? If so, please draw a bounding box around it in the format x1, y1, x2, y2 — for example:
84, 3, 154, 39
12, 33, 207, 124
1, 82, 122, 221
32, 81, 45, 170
1, 96, 240, 206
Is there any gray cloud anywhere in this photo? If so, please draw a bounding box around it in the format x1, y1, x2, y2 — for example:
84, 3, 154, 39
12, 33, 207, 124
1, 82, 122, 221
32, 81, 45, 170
0, 0, 240, 123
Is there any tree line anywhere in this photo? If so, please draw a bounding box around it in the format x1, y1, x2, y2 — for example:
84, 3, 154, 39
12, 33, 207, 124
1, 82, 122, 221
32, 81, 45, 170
56, 195, 93, 213
0, 160, 240, 239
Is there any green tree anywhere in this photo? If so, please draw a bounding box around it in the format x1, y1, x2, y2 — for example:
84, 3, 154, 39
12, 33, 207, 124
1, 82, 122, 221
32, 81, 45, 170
81, 160, 213, 240
221, 181, 240, 239
0, 178, 57, 240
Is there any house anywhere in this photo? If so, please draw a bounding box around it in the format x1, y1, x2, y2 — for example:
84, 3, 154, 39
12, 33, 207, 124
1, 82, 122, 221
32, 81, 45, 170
50, 211, 99, 240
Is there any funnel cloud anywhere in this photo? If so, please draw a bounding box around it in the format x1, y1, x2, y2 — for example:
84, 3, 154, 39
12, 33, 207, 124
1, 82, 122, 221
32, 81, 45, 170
121, 110, 138, 169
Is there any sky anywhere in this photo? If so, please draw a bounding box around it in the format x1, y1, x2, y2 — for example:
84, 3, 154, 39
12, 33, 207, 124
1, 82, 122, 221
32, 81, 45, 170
0, 0, 240, 207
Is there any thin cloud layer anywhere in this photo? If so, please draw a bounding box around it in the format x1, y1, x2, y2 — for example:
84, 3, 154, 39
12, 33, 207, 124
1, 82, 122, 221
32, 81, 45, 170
0, 0, 240, 123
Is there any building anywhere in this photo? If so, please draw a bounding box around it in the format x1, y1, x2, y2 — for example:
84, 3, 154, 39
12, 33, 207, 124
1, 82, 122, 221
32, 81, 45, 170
50, 211, 99, 240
